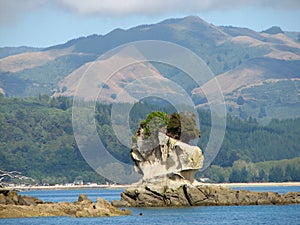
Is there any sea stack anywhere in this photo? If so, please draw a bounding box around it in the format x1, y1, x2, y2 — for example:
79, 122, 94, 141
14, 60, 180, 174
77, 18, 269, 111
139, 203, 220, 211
130, 111, 203, 184
112, 111, 300, 208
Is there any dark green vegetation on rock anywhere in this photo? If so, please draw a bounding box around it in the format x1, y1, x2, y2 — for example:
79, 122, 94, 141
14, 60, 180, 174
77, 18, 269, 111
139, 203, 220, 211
0, 95, 299, 184
0, 190, 130, 218
138, 111, 200, 143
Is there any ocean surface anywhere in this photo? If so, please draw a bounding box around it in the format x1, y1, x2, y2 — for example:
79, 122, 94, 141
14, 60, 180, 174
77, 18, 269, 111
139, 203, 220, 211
1, 186, 300, 225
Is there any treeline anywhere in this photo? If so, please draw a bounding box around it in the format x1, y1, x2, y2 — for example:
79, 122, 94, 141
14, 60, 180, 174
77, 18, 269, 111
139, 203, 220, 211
213, 115, 300, 167
0, 94, 106, 185
0, 94, 299, 184
200, 157, 300, 183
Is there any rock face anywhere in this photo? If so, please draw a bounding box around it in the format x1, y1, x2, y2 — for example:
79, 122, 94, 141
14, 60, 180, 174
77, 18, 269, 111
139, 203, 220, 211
131, 131, 204, 183
0, 190, 42, 206
112, 184, 300, 207
0, 190, 131, 218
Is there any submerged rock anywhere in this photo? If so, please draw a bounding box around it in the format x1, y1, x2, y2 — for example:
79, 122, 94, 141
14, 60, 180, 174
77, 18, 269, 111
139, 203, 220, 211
0, 190, 131, 218
113, 184, 300, 207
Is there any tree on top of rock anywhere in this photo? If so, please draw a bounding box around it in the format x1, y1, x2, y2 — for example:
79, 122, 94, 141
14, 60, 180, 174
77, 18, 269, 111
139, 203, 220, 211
174, 112, 200, 143
137, 111, 200, 143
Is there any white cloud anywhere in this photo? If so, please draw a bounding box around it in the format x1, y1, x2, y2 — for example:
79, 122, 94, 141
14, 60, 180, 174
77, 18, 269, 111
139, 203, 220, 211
0, 0, 46, 24
0, 0, 299, 23
55, 0, 300, 16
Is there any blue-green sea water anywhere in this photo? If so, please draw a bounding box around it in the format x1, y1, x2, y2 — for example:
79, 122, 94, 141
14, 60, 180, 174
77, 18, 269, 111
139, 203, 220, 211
1, 186, 299, 225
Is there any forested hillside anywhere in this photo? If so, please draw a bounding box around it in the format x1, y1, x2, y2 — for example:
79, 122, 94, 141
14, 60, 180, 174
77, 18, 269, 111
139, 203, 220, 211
0, 95, 106, 184
0, 94, 299, 184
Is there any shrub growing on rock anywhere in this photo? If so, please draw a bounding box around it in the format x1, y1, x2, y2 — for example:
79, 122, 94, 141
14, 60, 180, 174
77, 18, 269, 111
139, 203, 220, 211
137, 111, 200, 143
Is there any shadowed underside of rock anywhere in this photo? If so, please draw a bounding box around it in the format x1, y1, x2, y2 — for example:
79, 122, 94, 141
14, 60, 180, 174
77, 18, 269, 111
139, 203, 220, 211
112, 184, 300, 207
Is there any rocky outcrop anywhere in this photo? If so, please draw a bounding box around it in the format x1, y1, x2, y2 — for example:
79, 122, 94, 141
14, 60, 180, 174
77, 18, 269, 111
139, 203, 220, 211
0, 190, 42, 206
112, 184, 300, 207
131, 131, 204, 183
0, 190, 131, 218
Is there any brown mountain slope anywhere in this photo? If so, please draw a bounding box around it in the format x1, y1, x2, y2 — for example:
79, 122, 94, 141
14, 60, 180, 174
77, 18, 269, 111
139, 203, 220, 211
0, 48, 73, 73
0, 16, 299, 120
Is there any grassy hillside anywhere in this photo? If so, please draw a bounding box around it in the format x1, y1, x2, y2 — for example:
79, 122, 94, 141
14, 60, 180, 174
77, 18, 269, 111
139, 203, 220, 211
1, 54, 97, 97
229, 79, 300, 122
0, 16, 299, 122
0, 46, 41, 59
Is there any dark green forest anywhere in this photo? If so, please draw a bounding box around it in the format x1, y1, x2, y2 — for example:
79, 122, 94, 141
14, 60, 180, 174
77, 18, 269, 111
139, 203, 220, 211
0, 94, 299, 184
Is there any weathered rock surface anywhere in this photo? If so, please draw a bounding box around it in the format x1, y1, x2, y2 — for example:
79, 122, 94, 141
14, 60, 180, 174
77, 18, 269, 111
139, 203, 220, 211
131, 131, 204, 182
0, 190, 43, 206
0, 190, 131, 218
112, 184, 300, 207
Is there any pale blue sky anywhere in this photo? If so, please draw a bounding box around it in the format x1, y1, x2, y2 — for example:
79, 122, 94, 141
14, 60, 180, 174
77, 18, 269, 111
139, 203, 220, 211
0, 1, 299, 47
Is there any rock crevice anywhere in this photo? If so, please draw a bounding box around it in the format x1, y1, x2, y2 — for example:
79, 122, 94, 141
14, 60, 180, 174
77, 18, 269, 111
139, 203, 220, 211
112, 184, 300, 207
131, 131, 204, 183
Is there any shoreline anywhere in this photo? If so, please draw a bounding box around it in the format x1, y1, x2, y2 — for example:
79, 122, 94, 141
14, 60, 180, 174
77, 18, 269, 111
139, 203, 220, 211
7, 182, 300, 191
7, 184, 131, 191
216, 182, 300, 187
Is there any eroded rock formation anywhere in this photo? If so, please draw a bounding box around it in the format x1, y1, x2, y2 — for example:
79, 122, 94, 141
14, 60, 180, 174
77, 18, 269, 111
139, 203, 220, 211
116, 111, 300, 208
112, 184, 300, 207
0, 190, 131, 218
131, 131, 204, 183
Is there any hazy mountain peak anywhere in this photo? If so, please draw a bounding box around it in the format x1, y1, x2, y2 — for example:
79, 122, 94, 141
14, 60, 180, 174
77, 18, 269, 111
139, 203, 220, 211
262, 26, 284, 35
181, 15, 209, 23
168, 15, 214, 28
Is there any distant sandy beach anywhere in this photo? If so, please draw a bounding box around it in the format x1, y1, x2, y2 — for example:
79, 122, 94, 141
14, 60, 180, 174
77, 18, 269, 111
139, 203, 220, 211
7, 182, 300, 191
7, 184, 131, 191
217, 182, 300, 187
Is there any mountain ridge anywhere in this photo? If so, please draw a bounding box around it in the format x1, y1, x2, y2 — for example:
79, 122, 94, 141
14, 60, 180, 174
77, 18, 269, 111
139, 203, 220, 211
0, 15, 299, 121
